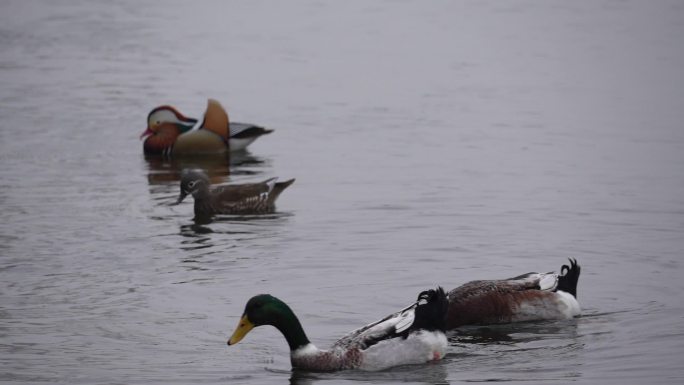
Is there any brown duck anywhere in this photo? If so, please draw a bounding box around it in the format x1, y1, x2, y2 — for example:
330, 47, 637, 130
445, 259, 581, 328
141, 99, 272, 155
175, 169, 294, 218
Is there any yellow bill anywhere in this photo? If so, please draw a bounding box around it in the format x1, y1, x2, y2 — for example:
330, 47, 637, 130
227, 315, 254, 345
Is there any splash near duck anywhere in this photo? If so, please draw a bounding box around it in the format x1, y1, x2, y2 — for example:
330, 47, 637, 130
227, 287, 448, 372
141, 99, 272, 155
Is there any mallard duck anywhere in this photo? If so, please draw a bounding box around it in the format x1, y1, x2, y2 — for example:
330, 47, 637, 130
446, 259, 581, 328
227, 287, 449, 372
175, 169, 294, 218
140, 99, 272, 155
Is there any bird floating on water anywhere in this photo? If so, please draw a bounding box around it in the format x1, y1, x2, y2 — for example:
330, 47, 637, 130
445, 258, 581, 328
175, 169, 294, 219
227, 287, 449, 372
140, 99, 272, 155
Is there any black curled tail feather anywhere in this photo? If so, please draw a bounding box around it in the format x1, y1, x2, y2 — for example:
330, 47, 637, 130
410, 286, 448, 333
556, 258, 581, 298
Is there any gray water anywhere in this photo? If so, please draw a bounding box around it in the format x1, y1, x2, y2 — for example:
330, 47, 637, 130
1, 1, 684, 384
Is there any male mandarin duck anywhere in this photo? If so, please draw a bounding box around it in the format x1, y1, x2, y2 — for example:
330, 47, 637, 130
140, 99, 272, 155
175, 169, 294, 219
445, 259, 581, 328
227, 287, 448, 372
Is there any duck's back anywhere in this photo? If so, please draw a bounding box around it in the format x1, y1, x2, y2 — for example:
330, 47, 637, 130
206, 182, 271, 215
446, 274, 569, 327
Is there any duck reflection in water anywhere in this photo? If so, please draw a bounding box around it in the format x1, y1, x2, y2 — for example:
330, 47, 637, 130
144, 150, 268, 187
287, 358, 449, 385
449, 318, 580, 346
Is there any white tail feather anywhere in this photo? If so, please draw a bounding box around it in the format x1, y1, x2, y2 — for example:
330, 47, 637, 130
265, 178, 278, 193
538, 273, 558, 291
394, 309, 415, 334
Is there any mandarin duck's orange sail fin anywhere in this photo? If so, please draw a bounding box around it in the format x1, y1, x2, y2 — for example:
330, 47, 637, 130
201, 99, 230, 139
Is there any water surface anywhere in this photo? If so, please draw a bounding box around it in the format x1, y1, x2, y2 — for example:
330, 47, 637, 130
1, 1, 684, 384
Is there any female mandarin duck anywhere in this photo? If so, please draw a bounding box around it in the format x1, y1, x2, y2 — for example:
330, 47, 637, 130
140, 99, 272, 155
445, 259, 581, 328
227, 287, 449, 372
175, 169, 294, 219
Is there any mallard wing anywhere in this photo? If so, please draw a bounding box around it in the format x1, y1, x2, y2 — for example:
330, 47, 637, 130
332, 288, 447, 351
503, 271, 559, 291
448, 271, 559, 301
332, 302, 418, 351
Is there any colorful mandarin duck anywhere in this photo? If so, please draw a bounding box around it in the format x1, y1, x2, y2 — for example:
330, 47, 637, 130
227, 287, 448, 372
445, 259, 581, 328
175, 169, 295, 219
140, 99, 272, 155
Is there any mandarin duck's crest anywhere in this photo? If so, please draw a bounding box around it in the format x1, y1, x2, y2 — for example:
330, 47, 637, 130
145, 106, 198, 133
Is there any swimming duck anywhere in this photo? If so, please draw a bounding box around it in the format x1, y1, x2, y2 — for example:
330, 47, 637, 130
175, 169, 294, 218
140, 99, 272, 155
227, 287, 448, 372
446, 259, 581, 328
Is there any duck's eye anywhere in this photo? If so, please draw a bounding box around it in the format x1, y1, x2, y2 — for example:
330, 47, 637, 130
188, 181, 196, 188
156, 120, 161, 125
